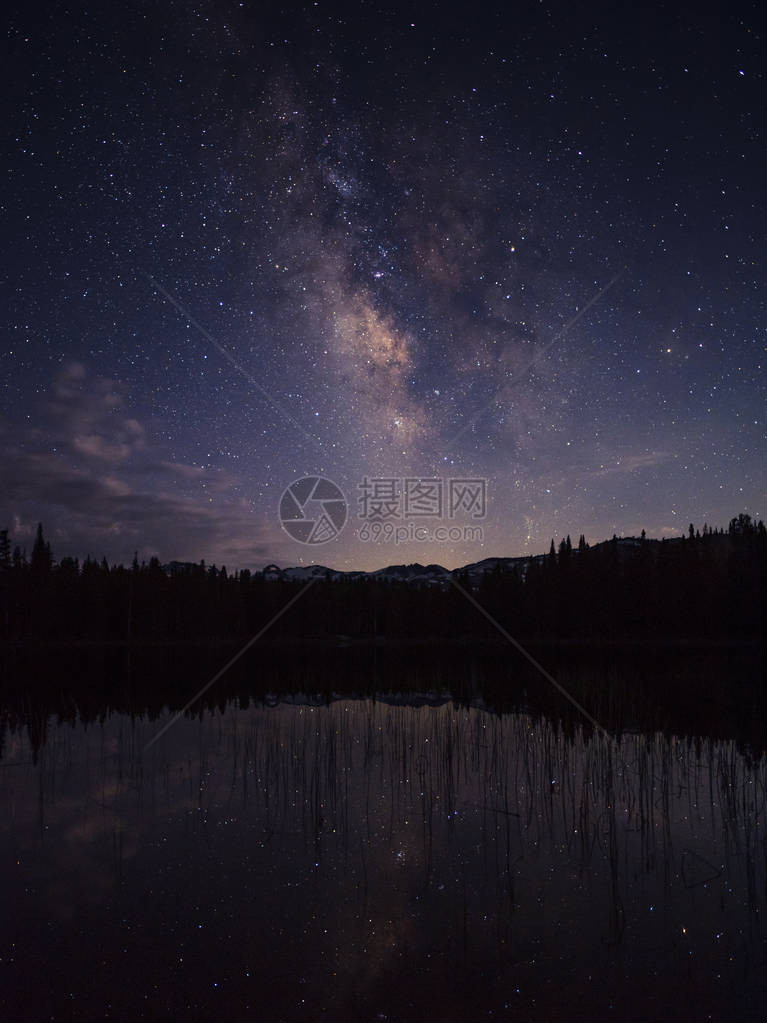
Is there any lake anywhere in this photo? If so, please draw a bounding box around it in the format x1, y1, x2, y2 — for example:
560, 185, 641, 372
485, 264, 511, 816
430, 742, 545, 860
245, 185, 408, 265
1, 647, 766, 1019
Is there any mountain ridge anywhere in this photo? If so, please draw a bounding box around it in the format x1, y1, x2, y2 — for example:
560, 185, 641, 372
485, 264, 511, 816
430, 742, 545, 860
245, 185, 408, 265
263, 535, 671, 585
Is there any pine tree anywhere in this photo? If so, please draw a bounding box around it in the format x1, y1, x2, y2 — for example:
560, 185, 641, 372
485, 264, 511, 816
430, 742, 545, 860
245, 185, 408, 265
0, 529, 10, 571
30, 523, 52, 581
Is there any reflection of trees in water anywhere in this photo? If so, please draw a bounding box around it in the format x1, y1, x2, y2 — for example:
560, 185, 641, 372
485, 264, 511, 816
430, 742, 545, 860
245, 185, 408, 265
4, 695, 766, 1017
205, 704, 753, 960
2, 641, 766, 764
156, 701, 767, 952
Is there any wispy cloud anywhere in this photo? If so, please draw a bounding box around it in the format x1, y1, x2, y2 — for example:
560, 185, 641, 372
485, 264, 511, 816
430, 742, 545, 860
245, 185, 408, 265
0, 364, 279, 567
590, 451, 671, 476
48, 361, 146, 463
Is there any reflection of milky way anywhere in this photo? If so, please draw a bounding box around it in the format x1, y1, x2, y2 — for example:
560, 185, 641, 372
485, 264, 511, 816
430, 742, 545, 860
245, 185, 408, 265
5, 698, 761, 1018
2, 3, 765, 568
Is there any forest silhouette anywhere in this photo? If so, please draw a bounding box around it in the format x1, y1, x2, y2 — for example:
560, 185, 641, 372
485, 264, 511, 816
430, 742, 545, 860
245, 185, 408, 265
0, 515, 764, 645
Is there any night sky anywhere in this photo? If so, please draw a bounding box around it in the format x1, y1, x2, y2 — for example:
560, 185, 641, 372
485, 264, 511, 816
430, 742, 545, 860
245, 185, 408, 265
3, 1, 765, 571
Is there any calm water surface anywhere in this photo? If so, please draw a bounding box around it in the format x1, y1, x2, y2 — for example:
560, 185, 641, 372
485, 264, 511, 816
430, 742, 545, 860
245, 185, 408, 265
1, 689, 766, 1020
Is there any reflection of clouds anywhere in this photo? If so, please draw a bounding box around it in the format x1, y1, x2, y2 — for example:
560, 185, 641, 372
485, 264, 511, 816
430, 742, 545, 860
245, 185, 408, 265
1, 697, 764, 1017
3, 763, 142, 926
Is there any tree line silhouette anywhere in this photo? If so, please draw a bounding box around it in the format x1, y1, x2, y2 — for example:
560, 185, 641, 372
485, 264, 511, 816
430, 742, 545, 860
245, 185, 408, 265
0, 515, 764, 643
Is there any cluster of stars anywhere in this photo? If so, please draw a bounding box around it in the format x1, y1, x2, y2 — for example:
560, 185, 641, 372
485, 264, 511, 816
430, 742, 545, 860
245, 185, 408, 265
1, 0, 764, 569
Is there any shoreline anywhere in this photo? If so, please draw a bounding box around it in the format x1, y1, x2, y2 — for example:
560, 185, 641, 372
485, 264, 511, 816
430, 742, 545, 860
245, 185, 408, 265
0, 635, 762, 651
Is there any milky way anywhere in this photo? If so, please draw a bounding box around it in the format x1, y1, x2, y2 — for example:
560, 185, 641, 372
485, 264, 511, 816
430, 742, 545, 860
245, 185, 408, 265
3, 1, 765, 569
